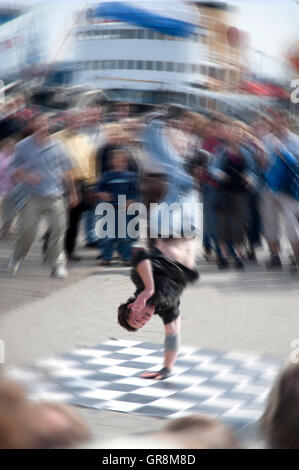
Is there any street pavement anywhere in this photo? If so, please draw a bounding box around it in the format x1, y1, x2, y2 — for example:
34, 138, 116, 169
0, 234, 298, 448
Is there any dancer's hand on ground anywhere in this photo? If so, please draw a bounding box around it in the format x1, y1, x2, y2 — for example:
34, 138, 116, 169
140, 371, 164, 380
140, 368, 171, 381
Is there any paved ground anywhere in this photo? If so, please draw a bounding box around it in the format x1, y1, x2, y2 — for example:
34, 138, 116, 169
0, 236, 100, 315
0, 233, 298, 448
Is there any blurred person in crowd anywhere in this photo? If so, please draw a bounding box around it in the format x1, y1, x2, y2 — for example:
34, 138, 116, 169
54, 110, 97, 262
260, 358, 299, 449
0, 138, 17, 237
0, 380, 89, 449
194, 117, 228, 263
98, 415, 241, 449
235, 121, 265, 261
82, 106, 105, 249
167, 110, 201, 161
200, 118, 231, 266
201, 119, 223, 155
188, 148, 224, 262
8, 113, 77, 279
94, 122, 140, 257
82, 106, 104, 145
271, 110, 299, 162
261, 128, 299, 272
96, 148, 139, 266
96, 123, 139, 176
210, 122, 257, 270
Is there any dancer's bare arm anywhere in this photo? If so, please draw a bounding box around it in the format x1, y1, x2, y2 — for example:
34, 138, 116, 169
129, 259, 155, 313
141, 317, 181, 380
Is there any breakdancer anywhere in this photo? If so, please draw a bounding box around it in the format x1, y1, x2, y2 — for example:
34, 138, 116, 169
118, 109, 200, 380
118, 239, 199, 380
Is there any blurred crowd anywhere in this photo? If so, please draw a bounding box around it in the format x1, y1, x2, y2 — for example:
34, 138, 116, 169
0, 95, 298, 277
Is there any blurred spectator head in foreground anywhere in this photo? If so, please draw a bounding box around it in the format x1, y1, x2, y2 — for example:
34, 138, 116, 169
98, 414, 241, 449
155, 415, 242, 449
0, 380, 89, 449
260, 359, 299, 449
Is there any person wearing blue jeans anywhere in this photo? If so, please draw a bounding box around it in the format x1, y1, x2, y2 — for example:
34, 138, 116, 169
100, 212, 134, 263
95, 148, 138, 266
84, 202, 98, 248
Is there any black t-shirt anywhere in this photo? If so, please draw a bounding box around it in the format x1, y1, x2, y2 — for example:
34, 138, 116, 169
131, 247, 199, 325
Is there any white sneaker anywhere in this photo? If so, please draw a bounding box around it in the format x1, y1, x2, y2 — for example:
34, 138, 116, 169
7, 257, 21, 276
51, 266, 68, 279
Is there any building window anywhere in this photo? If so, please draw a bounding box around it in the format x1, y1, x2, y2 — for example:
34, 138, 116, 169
145, 61, 153, 70
199, 96, 206, 107
136, 29, 145, 39
156, 32, 165, 40
119, 30, 130, 39
209, 67, 216, 79
136, 60, 144, 70
81, 59, 196, 74
219, 69, 225, 81
76, 28, 201, 42
146, 30, 155, 39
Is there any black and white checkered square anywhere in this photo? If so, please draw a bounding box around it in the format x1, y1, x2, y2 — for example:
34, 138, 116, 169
5, 339, 282, 429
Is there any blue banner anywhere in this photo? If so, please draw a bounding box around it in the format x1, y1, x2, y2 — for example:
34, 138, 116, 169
90, 1, 196, 38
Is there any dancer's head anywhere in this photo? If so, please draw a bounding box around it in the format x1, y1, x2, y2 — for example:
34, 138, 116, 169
118, 297, 155, 331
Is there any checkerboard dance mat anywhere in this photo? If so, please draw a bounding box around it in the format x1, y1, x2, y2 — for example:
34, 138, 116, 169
6, 339, 282, 429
